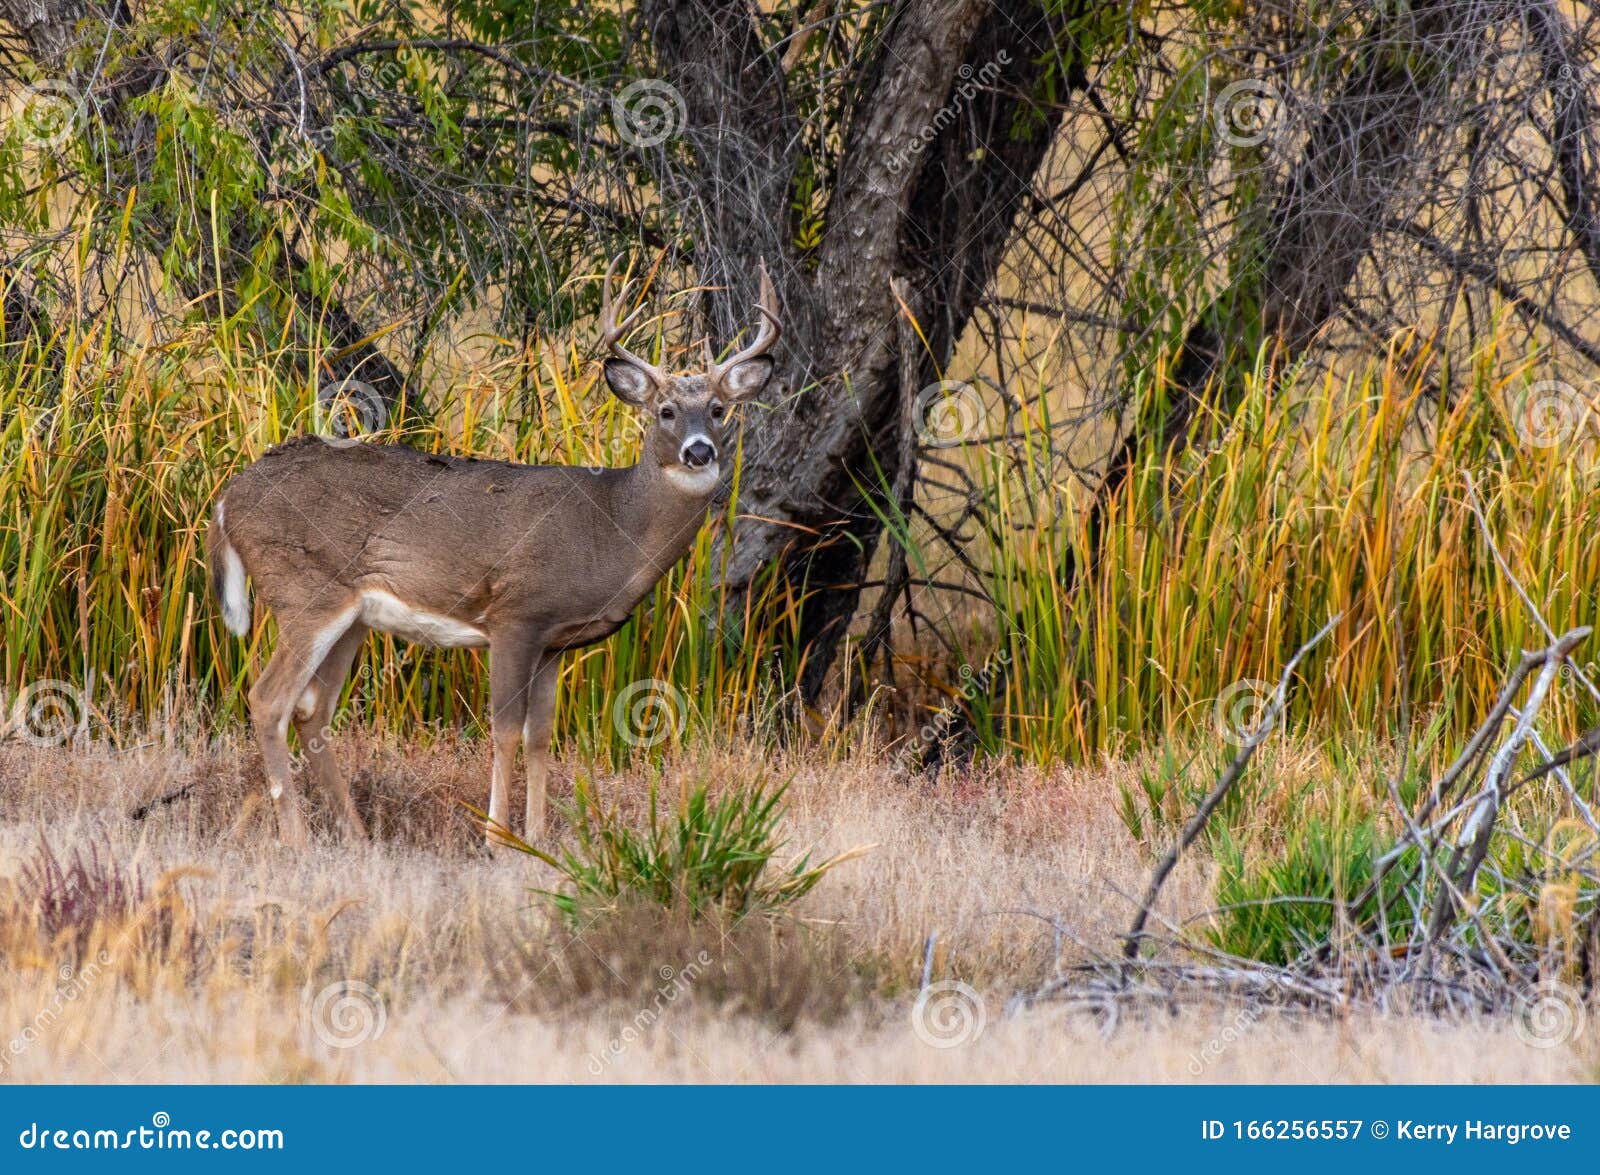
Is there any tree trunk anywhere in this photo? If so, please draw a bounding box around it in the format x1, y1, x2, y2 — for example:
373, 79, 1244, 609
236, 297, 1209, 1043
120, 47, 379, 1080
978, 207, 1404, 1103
644, 0, 803, 360
0, 0, 78, 63
648, 0, 1077, 699
1090, 0, 1484, 547
284, 247, 413, 420
0, 264, 62, 381
1527, 0, 1600, 291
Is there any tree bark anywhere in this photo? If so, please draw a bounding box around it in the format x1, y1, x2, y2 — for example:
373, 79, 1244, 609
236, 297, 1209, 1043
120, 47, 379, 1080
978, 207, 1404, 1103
0, 0, 79, 64
283, 245, 412, 418
1527, 0, 1600, 291
644, 0, 803, 359
1090, 0, 1483, 549
647, 0, 1076, 698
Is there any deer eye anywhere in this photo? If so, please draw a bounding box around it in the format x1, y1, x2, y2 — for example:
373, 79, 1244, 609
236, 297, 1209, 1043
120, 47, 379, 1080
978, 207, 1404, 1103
659, 403, 676, 422
710, 400, 726, 420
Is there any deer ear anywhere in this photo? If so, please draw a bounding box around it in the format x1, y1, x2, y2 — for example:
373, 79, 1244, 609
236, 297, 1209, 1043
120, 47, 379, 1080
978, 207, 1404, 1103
719, 355, 773, 401
604, 358, 656, 407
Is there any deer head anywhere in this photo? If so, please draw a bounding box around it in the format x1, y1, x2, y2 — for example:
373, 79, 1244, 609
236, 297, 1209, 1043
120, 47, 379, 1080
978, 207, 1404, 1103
599, 256, 780, 492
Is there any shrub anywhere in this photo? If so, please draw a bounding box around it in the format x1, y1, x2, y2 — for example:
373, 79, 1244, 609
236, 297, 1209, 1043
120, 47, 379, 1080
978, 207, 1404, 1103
502, 772, 867, 923
1206, 806, 1390, 966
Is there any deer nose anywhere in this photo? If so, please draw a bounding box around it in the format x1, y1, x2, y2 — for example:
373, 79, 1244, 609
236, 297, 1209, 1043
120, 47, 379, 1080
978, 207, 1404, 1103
680, 438, 717, 468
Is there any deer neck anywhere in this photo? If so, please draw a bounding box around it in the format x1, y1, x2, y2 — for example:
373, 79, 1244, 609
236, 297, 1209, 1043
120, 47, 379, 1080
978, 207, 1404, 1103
614, 458, 717, 572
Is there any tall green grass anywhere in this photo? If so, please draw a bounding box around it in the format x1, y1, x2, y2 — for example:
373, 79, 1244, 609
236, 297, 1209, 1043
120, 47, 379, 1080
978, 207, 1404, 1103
979, 336, 1600, 761
3, 306, 1597, 764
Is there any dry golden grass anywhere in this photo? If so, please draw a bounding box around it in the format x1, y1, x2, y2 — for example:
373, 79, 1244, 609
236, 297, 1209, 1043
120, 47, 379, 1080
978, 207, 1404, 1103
0, 735, 1594, 1084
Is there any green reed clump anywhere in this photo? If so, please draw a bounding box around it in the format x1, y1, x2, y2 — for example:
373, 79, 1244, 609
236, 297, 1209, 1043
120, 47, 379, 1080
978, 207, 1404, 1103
961, 338, 1600, 762
506, 772, 864, 923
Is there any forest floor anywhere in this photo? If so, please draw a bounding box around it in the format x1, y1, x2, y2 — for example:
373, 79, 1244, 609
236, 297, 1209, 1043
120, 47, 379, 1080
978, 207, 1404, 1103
0, 735, 1593, 1083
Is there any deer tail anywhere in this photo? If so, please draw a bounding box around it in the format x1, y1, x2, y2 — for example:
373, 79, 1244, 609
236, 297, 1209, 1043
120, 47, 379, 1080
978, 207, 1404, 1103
206, 500, 251, 636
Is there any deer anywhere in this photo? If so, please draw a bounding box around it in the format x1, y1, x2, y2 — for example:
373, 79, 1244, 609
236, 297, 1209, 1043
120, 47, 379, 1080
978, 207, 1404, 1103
205, 258, 780, 848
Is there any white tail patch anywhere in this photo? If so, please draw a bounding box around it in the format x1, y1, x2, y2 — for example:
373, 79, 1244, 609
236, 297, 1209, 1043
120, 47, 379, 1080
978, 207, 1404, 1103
215, 503, 252, 636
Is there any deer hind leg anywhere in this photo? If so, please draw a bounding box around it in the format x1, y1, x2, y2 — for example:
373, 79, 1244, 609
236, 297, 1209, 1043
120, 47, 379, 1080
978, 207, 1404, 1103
522, 652, 560, 841
249, 605, 358, 847
292, 622, 369, 840
486, 634, 537, 848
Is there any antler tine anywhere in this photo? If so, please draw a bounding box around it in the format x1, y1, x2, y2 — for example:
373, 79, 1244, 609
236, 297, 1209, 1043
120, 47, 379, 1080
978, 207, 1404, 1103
707, 260, 782, 378
599, 255, 666, 380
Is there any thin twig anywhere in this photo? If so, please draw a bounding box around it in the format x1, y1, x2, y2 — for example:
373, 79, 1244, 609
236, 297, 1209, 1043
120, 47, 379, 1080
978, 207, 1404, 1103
1121, 613, 1342, 968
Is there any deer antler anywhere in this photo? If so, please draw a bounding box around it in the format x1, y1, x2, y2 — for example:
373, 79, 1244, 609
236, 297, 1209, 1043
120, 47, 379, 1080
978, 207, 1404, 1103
705, 260, 782, 382
600, 256, 668, 384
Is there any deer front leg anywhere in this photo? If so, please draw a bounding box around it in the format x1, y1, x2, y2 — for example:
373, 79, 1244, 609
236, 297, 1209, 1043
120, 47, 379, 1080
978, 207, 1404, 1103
486, 633, 536, 848
522, 651, 560, 840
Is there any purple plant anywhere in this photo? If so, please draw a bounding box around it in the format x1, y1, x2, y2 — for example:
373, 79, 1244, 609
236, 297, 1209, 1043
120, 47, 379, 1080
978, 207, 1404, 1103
10, 836, 198, 972
18, 837, 145, 948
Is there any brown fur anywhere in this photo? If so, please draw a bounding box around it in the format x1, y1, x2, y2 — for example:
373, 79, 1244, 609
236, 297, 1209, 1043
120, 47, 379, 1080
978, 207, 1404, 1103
209, 263, 780, 848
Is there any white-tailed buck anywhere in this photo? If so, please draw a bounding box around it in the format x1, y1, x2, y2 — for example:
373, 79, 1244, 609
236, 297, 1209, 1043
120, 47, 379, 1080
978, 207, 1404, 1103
207, 259, 779, 846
